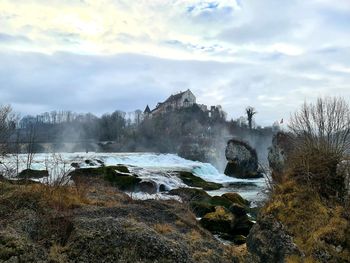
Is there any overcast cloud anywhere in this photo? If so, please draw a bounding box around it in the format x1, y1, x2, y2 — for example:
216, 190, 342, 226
0, 0, 349, 126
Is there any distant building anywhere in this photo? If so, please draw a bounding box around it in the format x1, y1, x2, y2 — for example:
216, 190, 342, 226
151, 89, 196, 115
144, 89, 226, 121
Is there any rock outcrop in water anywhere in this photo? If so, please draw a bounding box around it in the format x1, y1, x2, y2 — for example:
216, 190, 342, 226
267, 132, 293, 181
224, 139, 262, 179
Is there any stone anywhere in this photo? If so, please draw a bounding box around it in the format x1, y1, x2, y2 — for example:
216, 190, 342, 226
17, 169, 49, 179
177, 171, 222, 190
137, 181, 157, 194
221, 193, 250, 207
247, 215, 303, 263
224, 139, 262, 178
267, 132, 293, 181
200, 206, 236, 234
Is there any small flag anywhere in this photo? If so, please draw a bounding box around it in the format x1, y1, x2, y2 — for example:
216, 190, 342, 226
280, 118, 284, 124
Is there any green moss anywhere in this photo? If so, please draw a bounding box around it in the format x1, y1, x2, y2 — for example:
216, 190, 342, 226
200, 206, 235, 234
208, 196, 233, 209
177, 171, 222, 190
221, 193, 249, 207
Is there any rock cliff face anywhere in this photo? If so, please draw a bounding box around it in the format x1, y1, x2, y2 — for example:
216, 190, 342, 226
267, 132, 293, 181
224, 139, 262, 178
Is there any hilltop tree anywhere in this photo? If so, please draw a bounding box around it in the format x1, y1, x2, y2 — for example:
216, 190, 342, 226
246, 106, 257, 130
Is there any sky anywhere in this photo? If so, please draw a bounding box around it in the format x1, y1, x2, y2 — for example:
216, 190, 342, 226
0, 0, 349, 126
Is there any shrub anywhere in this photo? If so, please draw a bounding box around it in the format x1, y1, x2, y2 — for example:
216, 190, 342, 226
288, 97, 350, 201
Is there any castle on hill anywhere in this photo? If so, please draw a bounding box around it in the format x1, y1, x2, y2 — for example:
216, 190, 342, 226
144, 89, 226, 119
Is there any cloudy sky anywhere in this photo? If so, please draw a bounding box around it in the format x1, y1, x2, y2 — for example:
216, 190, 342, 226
0, 0, 349, 126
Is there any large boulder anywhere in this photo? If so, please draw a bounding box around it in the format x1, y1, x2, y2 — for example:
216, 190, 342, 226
200, 205, 255, 241
136, 180, 158, 194
246, 215, 303, 263
200, 206, 236, 234
170, 188, 254, 243
224, 139, 262, 178
69, 166, 142, 191
267, 132, 293, 181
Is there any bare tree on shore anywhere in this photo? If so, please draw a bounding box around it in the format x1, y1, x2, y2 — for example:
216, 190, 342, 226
246, 106, 257, 130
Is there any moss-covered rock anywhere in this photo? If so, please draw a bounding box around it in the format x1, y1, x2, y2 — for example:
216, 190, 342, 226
200, 206, 235, 234
233, 215, 255, 236
69, 165, 130, 179
168, 188, 211, 202
190, 201, 216, 218
208, 196, 233, 209
177, 171, 222, 190
221, 193, 249, 207
69, 165, 140, 191
17, 169, 49, 179
229, 203, 247, 217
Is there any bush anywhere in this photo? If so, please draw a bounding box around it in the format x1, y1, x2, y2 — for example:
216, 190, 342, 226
288, 97, 350, 201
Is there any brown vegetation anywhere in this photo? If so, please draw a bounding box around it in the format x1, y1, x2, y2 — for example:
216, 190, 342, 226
251, 97, 350, 262
288, 97, 350, 201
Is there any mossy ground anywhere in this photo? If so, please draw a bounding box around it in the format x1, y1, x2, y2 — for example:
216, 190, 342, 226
263, 180, 350, 262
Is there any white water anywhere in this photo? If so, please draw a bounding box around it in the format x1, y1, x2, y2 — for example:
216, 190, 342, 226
0, 152, 267, 203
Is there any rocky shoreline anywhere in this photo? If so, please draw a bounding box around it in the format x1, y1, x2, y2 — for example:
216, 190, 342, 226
0, 175, 248, 262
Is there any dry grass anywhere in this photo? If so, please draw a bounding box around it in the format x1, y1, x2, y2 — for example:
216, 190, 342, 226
175, 219, 186, 227
264, 179, 350, 262
186, 229, 202, 242
48, 244, 68, 263
153, 223, 174, 234
224, 244, 247, 263
192, 248, 214, 262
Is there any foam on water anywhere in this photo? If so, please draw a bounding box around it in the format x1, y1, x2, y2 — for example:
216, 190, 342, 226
0, 152, 267, 202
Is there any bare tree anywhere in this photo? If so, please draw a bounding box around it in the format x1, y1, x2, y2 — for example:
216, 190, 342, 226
0, 105, 16, 156
289, 97, 350, 159
246, 106, 257, 130
288, 97, 350, 200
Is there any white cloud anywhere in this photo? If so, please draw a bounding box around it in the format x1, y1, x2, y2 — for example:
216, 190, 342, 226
0, 0, 349, 125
